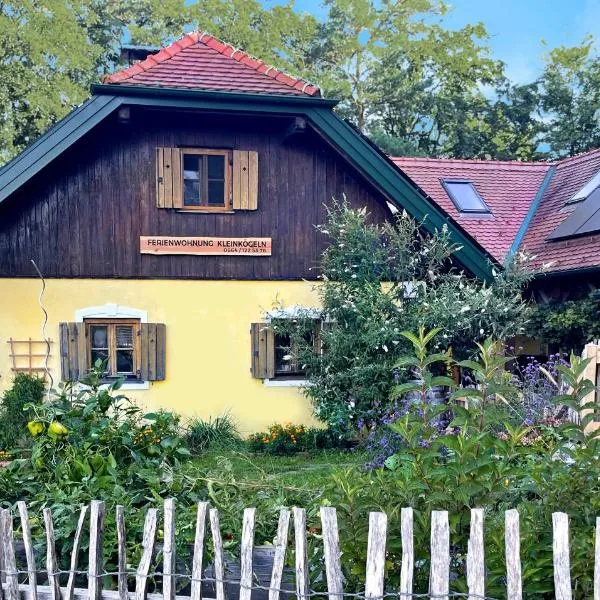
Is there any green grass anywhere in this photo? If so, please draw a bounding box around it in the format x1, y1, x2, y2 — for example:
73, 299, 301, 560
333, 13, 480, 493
191, 449, 365, 492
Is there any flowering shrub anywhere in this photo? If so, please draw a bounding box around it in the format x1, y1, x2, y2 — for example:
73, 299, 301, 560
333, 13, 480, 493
286, 200, 533, 436
313, 330, 600, 598
247, 422, 308, 454
512, 353, 571, 424
247, 423, 344, 454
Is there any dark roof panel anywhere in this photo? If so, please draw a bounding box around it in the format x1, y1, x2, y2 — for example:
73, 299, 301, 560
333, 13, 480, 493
548, 187, 600, 240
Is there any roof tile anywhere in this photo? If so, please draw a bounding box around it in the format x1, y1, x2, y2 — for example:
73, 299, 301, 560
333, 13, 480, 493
392, 157, 550, 262
104, 32, 320, 97
519, 148, 600, 272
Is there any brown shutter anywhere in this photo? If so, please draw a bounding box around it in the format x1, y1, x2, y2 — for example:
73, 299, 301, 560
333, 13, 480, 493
233, 150, 258, 210
59, 322, 87, 380
156, 148, 182, 209
140, 323, 166, 381
250, 322, 274, 379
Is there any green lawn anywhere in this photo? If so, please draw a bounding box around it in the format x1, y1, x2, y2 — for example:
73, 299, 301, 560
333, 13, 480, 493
191, 449, 366, 493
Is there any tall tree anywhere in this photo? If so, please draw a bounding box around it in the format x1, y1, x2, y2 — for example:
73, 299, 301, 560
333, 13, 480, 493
538, 37, 600, 158
308, 0, 502, 156
0, 0, 100, 163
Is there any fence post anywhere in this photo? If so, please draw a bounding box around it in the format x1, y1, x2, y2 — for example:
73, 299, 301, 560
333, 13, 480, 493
467, 508, 485, 600
191, 502, 209, 600
17, 501, 37, 600
239, 508, 256, 600
269, 509, 290, 600
430, 510, 449, 600
66, 506, 89, 600
553, 512, 572, 600
163, 499, 176, 600
135, 508, 158, 600
116, 506, 128, 600
505, 509, 522, 600
365, 512, 387, 600
293, 507, 309, 600
89, 501, 105, 600
210, 508, 226, 600
321, 507, 343, 600
1, 509, 19, 600
43, 508, 61, 600
400, 507, 413, 599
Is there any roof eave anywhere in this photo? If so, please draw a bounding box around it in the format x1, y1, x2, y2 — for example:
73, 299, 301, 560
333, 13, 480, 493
533, 265, 600, 279
91, 83, 338, 108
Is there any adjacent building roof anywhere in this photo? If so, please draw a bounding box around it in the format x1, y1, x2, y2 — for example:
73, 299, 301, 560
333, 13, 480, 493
519, 148, 600, 273
103, 32, 321, 97
392, 157, 550, 262
392, 148, 600, 276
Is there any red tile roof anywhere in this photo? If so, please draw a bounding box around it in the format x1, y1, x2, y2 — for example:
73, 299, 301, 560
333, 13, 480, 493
519, 148, 600, 272
392, 157, 550, 262
103, 32, 320, 97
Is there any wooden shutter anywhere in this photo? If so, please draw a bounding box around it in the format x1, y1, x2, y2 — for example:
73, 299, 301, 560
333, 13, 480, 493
156, 148, 182, 209
139, 323, 166, 381
59, 322, 87, 381
233, 150, 258, 210
250, 322, 274, 379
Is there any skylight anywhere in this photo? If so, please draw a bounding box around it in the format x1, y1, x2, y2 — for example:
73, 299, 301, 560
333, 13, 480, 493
442, 180, 490, 214
565, 170, 600, 205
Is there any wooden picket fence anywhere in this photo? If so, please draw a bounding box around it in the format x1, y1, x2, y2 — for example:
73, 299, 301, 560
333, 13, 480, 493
0, 500, 594, 600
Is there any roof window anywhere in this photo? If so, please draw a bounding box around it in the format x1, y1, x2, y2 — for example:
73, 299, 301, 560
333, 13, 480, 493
565, 170, 600, 205
442, 180, 490, 214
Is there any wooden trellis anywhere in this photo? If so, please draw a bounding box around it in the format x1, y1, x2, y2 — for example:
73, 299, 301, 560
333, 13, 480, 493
6, 338, 53, 378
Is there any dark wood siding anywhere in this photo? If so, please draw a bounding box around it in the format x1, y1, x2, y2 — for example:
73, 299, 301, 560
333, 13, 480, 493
0, 107, 392, 280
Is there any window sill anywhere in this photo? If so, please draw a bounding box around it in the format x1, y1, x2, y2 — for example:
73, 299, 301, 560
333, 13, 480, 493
176, 209, 235, 214
264, 378, 308, 388
77, 380, 150, 391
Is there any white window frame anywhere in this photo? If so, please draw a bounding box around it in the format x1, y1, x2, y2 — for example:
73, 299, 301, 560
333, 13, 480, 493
264, 306, 321, 387
74, 303, 149, 390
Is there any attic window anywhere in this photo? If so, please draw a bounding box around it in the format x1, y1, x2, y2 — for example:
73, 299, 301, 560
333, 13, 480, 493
565, 170, 600, 206
442, 180, 490, 214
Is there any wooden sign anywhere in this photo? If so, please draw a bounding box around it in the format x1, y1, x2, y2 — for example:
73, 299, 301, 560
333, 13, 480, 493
140, 236, 272, 256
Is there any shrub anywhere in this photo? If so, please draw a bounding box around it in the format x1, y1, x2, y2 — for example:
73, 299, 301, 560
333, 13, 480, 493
248, 423, 345, 454
284, 200, 533, 436
0, 373, 45, 450
248, 422, 308, 455
307, 329, 600, 598
186, 414, 243, 453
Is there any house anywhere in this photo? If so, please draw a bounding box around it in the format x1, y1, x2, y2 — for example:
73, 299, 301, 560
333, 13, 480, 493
393, 150, 600, 357
0, 33, 494, 432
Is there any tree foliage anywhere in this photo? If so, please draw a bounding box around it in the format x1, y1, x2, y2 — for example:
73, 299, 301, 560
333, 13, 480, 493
0, 0, 598, 164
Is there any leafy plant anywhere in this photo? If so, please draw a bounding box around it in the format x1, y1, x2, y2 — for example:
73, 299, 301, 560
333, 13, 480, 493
0, 373, 45, 451
286, 200, 533, 436
312, 330, 600, 598
186, 414, 243, 453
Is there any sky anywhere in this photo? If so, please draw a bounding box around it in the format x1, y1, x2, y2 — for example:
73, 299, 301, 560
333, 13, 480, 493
287, 0, 600, 84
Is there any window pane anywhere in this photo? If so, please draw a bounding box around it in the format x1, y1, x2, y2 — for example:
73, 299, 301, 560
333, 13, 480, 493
207, 155, 225, 179
274, 334, 292, 373
184, 180, 200, 205
444, 181, 488, 213
183, 154, 200, 179
91, 349, 109, 368
208, 181, 225, 206
116, 326, 134, 348
116, 350, 134, 374
90, 326, 108, 348
183, 154, 202, 206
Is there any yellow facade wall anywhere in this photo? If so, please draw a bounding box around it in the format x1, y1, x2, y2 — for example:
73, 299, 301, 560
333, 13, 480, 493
0, 279, 322, 433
